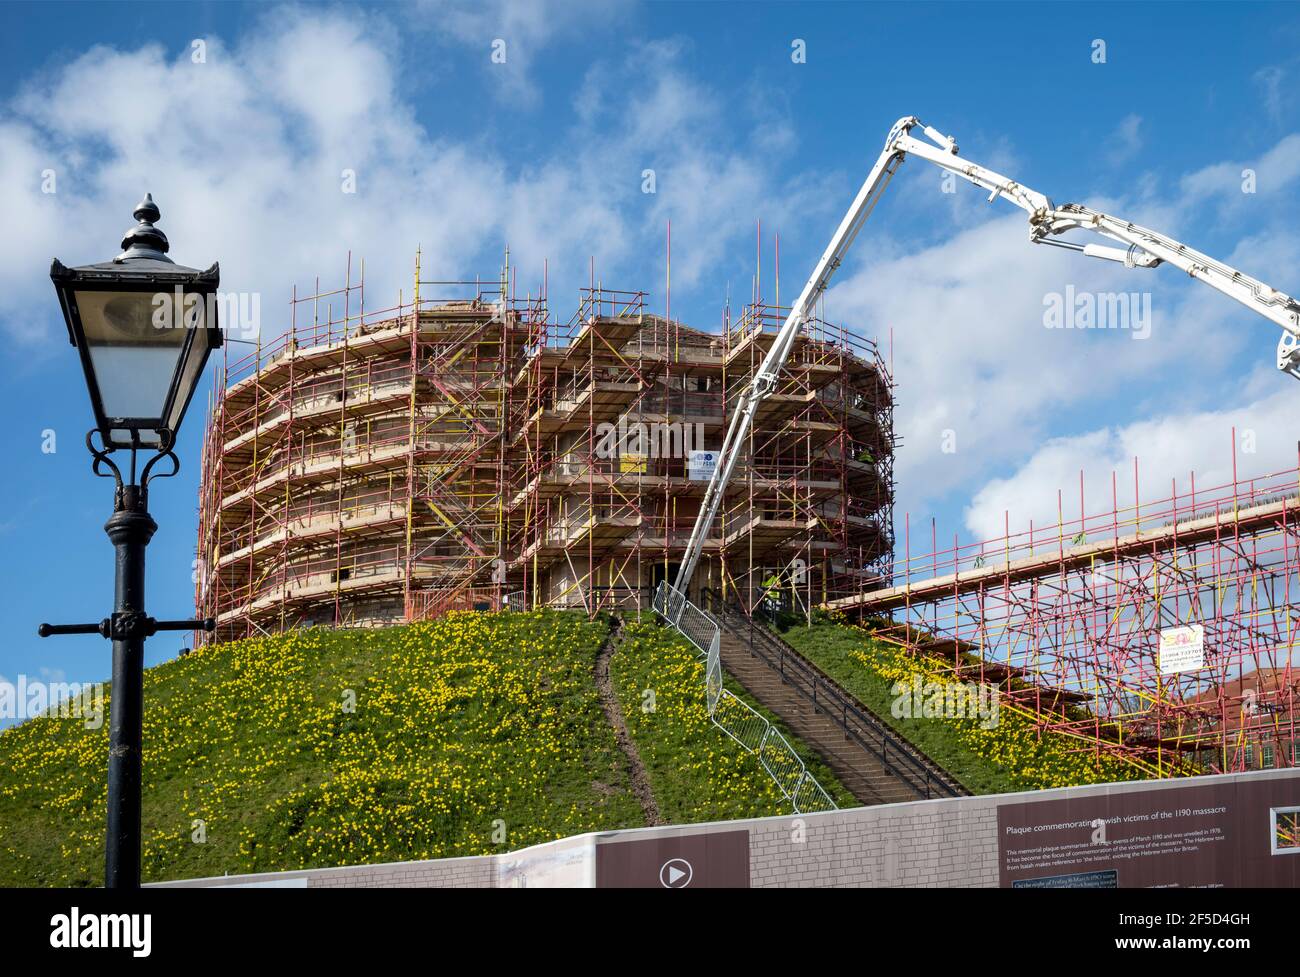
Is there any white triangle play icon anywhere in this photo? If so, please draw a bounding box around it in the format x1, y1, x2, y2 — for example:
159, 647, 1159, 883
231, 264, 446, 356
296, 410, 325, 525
659, 858, 693, 887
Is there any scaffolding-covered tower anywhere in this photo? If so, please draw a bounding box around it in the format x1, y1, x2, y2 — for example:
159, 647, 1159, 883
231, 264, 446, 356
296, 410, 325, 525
195, 257, 895, 642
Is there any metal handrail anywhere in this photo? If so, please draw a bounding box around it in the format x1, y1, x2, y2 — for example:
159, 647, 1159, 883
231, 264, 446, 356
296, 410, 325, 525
651, 581, 837, 814
701, 590, 964, 800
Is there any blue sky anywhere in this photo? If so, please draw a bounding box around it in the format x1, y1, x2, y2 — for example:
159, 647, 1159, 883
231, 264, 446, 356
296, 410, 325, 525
2, 0, 1299, 716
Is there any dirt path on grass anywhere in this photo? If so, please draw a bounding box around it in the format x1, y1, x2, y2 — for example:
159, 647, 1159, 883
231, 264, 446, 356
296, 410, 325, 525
595, 617, 662, 826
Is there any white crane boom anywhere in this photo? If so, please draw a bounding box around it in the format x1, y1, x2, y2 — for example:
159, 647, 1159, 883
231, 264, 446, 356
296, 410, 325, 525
672, 116, 1300, 596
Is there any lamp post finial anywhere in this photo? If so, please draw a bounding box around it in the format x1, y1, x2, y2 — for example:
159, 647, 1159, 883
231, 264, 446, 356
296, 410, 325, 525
118, 192, 171, 262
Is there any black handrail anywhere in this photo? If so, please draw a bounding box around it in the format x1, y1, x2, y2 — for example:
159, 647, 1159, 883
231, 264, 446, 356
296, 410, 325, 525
701, 589, 965, 799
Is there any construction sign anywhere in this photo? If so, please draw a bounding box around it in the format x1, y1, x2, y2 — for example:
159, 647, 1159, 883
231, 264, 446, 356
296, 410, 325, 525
687, 449, 717, 481
1159, 624, 1205, 674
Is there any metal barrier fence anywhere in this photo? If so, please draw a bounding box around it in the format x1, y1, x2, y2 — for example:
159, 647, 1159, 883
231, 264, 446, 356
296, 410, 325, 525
652, 582, 837, 814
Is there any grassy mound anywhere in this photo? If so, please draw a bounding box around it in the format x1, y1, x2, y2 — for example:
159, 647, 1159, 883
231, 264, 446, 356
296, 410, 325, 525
0, 611, 639, 885
0, 611, 847, 886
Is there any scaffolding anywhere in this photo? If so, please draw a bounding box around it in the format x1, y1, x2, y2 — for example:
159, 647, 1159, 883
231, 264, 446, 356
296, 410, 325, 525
196, 253, 896, 642
828, 448, 1300, 777
720, 301, 895, 614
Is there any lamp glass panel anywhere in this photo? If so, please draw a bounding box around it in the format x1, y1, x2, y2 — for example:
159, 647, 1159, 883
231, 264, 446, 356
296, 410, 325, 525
74, 288, 203, 421
165, 321, 214, 435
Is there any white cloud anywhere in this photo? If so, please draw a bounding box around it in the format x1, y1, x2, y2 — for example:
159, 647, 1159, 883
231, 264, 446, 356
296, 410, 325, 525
1255, 65, 1286, 127
0, 8, 812, 354
556, 37, 839, 294
427, 0, 627, 104
1107, 113, 1143, 166
1179, 133, 1300, 208
823, 132, 1300, 536
1, 19, 499, 347
827, 208, 1244, 505
963, 372, 1298, 541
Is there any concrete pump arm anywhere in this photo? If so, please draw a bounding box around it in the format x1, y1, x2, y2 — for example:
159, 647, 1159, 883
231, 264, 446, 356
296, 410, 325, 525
672, 115, 1300, 596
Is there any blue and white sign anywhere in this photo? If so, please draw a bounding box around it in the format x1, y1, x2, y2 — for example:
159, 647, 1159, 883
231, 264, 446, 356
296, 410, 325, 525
687, 449, 718, 481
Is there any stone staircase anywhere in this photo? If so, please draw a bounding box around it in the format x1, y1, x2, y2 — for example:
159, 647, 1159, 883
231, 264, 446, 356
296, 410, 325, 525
704, 593, 966, 807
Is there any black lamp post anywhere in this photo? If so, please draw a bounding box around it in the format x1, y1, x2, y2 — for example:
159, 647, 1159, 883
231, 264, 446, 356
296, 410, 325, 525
40, 195, 221, 889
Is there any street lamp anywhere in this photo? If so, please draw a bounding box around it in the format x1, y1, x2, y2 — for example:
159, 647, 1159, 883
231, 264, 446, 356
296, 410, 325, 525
39, 194, 220, 889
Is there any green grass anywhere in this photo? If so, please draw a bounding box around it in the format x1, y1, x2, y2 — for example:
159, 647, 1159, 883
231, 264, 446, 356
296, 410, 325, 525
611, 618, 855, 819
0, 611, 642, 885
776, 617, 1145, 795
0, 610, 850, 886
